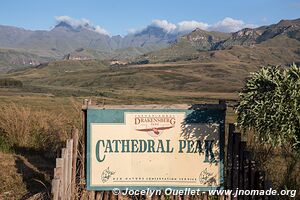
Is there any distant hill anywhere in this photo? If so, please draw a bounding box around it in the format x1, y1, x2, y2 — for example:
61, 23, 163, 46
135, 18, 300, 65
0, 48, 52, 72
216, 18, 300, 49
64, 45, 164, 61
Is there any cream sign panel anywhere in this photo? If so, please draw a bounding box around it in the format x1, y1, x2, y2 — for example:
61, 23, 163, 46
86, 108, 225, 190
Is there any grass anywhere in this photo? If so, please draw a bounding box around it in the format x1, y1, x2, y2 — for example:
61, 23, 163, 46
0, 103, 77, 157
1, 59, 247, 99
0, 152, 28, 200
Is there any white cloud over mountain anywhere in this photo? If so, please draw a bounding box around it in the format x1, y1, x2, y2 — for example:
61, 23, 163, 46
54, 16, 256, 36
130, 18, 257, 34
209, 17, 257, 32
151, 19, 177, 33
177, 21, 209, 32
55, 16, 109, 35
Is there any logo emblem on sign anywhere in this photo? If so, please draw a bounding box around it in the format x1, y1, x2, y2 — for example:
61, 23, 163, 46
134, 114, 176, 137
101, 167, 115, 183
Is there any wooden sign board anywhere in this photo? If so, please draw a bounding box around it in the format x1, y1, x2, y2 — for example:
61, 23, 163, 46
85, 104, 225, 191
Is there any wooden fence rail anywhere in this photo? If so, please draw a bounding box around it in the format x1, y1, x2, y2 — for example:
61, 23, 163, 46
226, 123, 274, 200
51, 129, 79, 200
51, 122, 274, 200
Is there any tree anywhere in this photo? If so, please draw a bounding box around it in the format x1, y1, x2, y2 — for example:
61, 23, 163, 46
236, 64, 300, 152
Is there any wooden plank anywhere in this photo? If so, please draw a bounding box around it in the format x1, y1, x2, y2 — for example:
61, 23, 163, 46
51, 178, 60, 200
145, 194, 152, 200
239, 141, 246, 200
56, 158, 63, 168
64, 143, 69, 200
249, 161, 256, 191
242, 151, 251, 200
264, 181, 274, 200
72, 129, 79, 199
81, 99, 88, 182
88, 103, 226, 110
103, 191, 110, 200
227, 123, 235, 189
95, 191, 102, 200
60, 148, 66, 200
88, 191, 95, 200
54, 167, 61, 179
55, 158, 63, 176
67, 139, 73, 200
255, 171, 265, 200
232, 132, 241, 194
110, 191, 117, 200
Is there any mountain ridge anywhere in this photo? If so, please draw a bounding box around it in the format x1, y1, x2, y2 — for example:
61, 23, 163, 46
134, 18, 300, 64
0, 18, 299, 72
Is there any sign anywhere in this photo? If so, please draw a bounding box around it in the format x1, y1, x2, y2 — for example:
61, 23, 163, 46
86, 104, 225, 191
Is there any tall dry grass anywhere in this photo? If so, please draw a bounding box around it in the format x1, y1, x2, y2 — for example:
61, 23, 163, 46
0, 103, 73, 155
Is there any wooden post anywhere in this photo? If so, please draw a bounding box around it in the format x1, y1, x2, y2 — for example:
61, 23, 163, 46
81, 99, 89, 181
264, 181, 274, 200
169, 194, 174, 200
239, 141, 246, 200
249, 160, 256, 200
227, 123, 235, 189
61, 148, 67, 199
52, 179, 60, 200
88, 191, 95, 200
82, 99, 91, 198
242, 151, 250, 200
95, 191, 102, 200
255, 171, 265, 200
232, 132, 241, 198
72, 129, 79, 199
52, 158, 63, 199
67, 139, 73, 200
103, 191, 110, 200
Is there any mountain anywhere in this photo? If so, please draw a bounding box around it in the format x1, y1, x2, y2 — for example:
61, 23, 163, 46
176, 29, 230, 51
0, 22, 190, 72
1, 18, 300, 73
0, 23, 184, 58
135, 18, 300, 64
216, 19, 300, 49
119, 26, 179, 49
0, 23, 112, 57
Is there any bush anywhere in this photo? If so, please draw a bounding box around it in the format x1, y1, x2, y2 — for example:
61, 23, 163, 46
0, 78, 23, 88
236, 64, 300, 151
0, 103, 72, 156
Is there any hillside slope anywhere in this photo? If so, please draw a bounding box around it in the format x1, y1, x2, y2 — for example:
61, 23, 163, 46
135, 18, 300, 64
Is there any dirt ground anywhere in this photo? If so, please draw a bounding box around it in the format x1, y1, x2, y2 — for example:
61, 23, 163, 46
0, 152, 54, 200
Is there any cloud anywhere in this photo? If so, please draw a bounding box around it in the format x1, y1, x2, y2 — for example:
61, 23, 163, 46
209, 17, 257, 32
55, 16, 109, 35
151, 19, 177, 33
177, 20, 209, 32
128, 17, 257, 35
94, 25, 109, 35
55, 16, 90, 27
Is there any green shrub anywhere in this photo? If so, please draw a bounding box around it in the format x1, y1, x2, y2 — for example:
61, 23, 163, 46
236, 64, 300, 151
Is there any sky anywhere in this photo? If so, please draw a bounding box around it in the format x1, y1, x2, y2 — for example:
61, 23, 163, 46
0, 0, 300, 36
